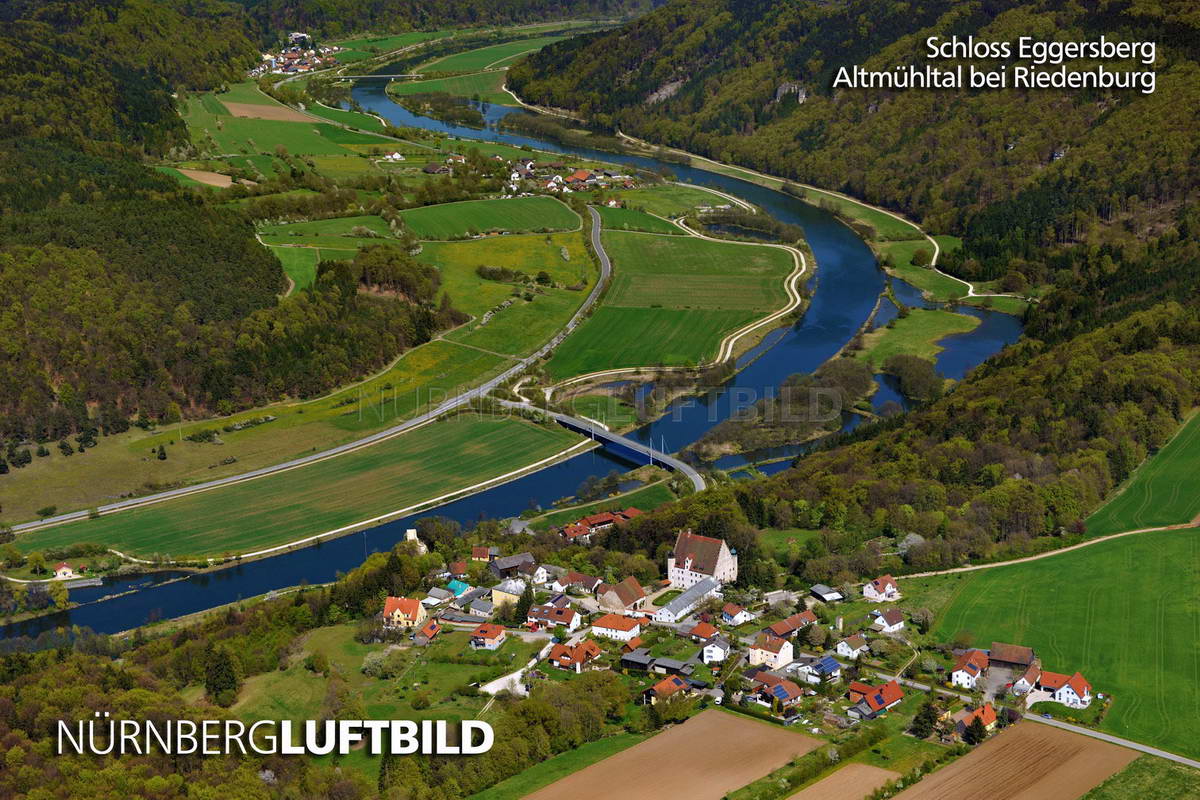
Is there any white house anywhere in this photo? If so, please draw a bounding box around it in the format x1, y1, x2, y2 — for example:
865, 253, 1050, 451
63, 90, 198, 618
748, 634, 793, 670
862, 574, 900, 602
702, 636, 731, 664
1011, 663, 1041, 695
469, 623, 507, 650
667, 530, 738, 588
870, 608, 905, 634
722, 603, 756, 626
651, 576, 720, 623
591, 613, 642, 642
527, 604, 580, 632
950, 649, 989, 690
54, 563, 75, 580
835, 633, 869, 660
1038, 671, 1093, 708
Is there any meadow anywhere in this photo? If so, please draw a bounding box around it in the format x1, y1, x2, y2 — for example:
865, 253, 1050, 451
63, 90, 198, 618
389, 71, 511, 104
272, 246, 319, 289
181, 95, 382, 157
880, 240, 967, 301
17, 416, 582, 559
856, 308, 980, 368
261, 214, 393, 238
1079, 756, 1200, 799
329, 30, 454, 62
420, 35, 567, 72
596, 206, 682, 235
545, 231, 791, 378
602, 184, 732, 218
400, 196, 579, 239
902, 528, 1200, 760
1085, 411, 1200, 535
303, 103, 388, 133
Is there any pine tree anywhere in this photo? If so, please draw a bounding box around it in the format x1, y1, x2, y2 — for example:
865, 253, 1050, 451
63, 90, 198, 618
964, 715, 988, 745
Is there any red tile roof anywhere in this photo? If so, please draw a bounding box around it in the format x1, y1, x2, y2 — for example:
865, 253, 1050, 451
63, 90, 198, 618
548, 640, 601, 669
690, 622, 718, 640
868, 575, 898, 593
672, 529, 728, 576
648, 674, 689, 699
449, 560, 467, 575
862, 680, 904, 713
622, 636, 644, 653
723, 603, 745, 617
767, 610, 817, 637
990, 642, 1035, 666
953, 649, 989, 677
753, 634, 789, 654
528, 605, 578, 626
593, 613, 640, 632
417, 619, 441, 640
961, 704, 997, 729
382, 596, 421, 620
599, 576, 646, 608
561, 522, 590, 540
472, 623, 505, 641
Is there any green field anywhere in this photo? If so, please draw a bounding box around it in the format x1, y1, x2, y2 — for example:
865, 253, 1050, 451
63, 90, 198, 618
181, 96, 382, 156
389, 71, 511, 104
17, 415, 578, 559
416, 232, 590, 316
546, 231, 792, 378
271, 246, 320, 289
302, 103, 388, 133
400, 196, 579, 239
902, 528, 1200, 759
469, 733, 651, 800
596, 206, 682, 235
880, 240, 967, 302
330, 30, 454, 63
420, 35, 567, 72
1079, 756, 1200, 799
154, 166, 217, 190
604, 184, 734, 218
261, 214, 393, 238
215, 81, 278, 106
562, 393, 639, 429
856, 308, 980, 368
1086, 412, 1200, 536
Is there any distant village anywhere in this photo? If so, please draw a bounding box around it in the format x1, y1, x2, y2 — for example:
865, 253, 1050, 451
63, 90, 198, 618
250, 32, 342, 78
371, 517, 1096, 745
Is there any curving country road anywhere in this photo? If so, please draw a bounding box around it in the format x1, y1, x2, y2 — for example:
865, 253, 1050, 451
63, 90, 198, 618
13, 207, 615, 536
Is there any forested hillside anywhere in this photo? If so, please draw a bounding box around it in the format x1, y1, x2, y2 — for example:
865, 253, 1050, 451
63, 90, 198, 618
236, 0, 653, 38
0, 1, 466, 446
510, 0, 1200, 292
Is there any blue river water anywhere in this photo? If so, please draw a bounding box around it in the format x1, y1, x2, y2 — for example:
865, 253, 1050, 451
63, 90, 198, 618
1, 83, 1020, 639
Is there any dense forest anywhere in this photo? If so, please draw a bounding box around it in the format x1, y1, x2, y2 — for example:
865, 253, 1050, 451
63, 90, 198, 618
236, 0, 653, 39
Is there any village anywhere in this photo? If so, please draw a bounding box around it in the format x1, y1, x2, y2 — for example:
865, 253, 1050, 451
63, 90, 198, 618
370, 513, 1100, 755
250, 32, 342, 77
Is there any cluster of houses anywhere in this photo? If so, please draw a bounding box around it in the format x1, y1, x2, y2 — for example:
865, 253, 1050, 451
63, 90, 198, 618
513, 164, 637, 197
251, 34, 341, 77
557, 507, 643, 545
950, 641, 1093, 708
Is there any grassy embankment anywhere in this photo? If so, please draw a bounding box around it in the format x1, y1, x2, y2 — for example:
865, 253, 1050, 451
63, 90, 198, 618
595, 205, 683, 235
546, 230, 794, 379
16, 416, 584, 560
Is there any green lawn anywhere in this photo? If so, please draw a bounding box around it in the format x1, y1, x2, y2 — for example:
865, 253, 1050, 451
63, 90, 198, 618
1080, 756, 1200, 799
302, 104, 388, 133
416, 232, 589, 316
420, 35, 567, 72
902, 528, 1200, 760
271, 246, 320, 289
330, 30, 455, 63
856, 308, 980, 368
596, 206, 683, 235
602, 231, 793, 311
545, 231, 792, 378
389, 71, 511, 104
215, 81, 278, 106
562, 393, 639, 430
758, 528, 821, 561
880, 240, 967, 302
400, 196, 579, 239
181, 96, 381, 157
447, 287, 586, 356
261, 214, 393, 238
528, 481, 677, 531
1086, 412, 1200, 535
547, 306, 756, 379
604, 184, 734, 218
16, 416, 580, 559
468, 733, 651, 800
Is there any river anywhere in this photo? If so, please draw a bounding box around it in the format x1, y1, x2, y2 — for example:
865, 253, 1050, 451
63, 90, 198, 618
0, 80, 1021, 640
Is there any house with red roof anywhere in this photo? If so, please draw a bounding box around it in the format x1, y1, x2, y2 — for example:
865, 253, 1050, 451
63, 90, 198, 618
380, 596, 426, 629
551, 571, 603, 594
949, 703, 998, 739
847, 679, 904, 719
689, 621, 718, 642
414, 619, 441, 646
643, 674, 691, 704
471, 546, 499, 562
449, 561, 469, 579
758, 677, 805, 708
863, 574, 900, 602
951, 649, 990, 690
1011, 661, 1041, 696
591, 613, 642, 642
749, 633, 793, 669
870, 608, 905, 634
470, 623, 507, 650
765, 610, 817, 639
54, 562, 75, 580
1037, 670, 1092, 708
547, 640, 602, 673
527, 604, 580, 632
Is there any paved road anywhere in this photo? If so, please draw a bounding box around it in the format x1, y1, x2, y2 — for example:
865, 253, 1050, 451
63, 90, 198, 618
14, 207, 614, 535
